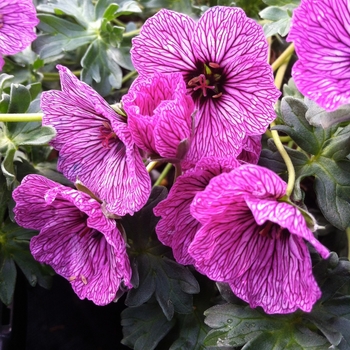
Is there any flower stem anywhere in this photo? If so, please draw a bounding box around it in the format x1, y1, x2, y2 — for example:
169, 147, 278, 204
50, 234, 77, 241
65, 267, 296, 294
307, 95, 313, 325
271, 57, 296, 197
0, 113, 43, 122
121, 71, 137, 84
122, 29, 140, 39
42, 70, 80, 81
271, 43, 294, 72
153, 163, 172, 187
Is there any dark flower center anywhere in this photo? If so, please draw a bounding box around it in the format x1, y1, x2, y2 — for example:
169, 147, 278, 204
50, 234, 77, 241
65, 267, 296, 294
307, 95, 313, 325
259, 221, 289, 240
0, 14, 3, 29
186, 62, 224, 102
99, 121, 117, 149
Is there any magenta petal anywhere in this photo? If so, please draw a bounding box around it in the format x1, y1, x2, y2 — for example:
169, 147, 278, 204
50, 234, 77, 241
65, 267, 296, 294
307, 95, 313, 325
12, 174, 66, 230
0, 0, 39, 55
188, 209, 261, 281
154, 157, 239, 265
288, 0, 350, 111
131, 9, 196, 74
238, 135, 262, 164
229, 232, 322, 314
42, 65, 151, 216
193, 6, 268, 66
246, 198, 329, 259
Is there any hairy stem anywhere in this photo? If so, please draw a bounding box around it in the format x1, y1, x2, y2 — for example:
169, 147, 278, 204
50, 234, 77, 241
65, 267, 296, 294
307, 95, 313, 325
271, 43, 295, 72
154, 163, 172, 187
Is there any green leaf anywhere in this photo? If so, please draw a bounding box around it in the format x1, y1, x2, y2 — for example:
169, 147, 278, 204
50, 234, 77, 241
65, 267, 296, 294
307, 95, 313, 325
81, 39, 123, 96
116, 1, 142, 16
0, 256, 16, 305
8, 84, 31, 113
170, 308, 209, 350
305, 99, 350, 129
121, 303, 176, 350
37, 0, 95, 27
126, 254, 199, 320
102, 3, 120, 21
259, 6, 289, 21
33, 14, 96, 60
283, 78, 304, 99
262, 0, 300, 5
204, 304, 329, 349
0, 221, 53, 296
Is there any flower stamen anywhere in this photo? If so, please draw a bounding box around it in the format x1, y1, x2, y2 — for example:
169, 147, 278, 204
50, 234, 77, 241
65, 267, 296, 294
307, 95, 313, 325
188, 74, 215, 97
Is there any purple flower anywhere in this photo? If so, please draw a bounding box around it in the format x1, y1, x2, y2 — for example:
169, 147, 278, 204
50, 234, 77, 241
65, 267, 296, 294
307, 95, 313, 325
13, 174, 132, 306
0, 0, 39, 70
237, 134, 262, 164
122, 72, 194, 161
189, 164, 329, 314
154, 157, 239, 265
41, 65, 151, 217
131, 6, 280, 162
288, 0, 350, 111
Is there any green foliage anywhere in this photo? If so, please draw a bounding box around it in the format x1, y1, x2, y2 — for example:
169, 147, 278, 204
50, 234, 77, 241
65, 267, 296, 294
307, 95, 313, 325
34, 0, 141, 95
0, 220, 53, 305
203, 252, 350, 349
259, 0, 299, 37
262, 97, 350, 230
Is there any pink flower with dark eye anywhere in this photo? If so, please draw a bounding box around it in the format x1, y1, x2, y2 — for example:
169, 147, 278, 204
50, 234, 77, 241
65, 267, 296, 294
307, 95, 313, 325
154, 157, 240, 265
0, 0, 39, 70
41, 65, 151, 217
122, 72, 194, 162
131, 6, 280, 162
189, 164, 329, 314
288, 0, 350, 111
13, 174, 132, 306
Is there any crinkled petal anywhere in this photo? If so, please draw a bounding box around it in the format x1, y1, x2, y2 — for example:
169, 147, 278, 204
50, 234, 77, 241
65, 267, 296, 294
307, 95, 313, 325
0, 0, 39, 55
188, 209, 262, 281
13, 174, 66, 230
191, 165, 287, 224
229, 229, 322, 314
246, 198, 329, 259
288, 0, 350, 111
193, 6, 268, 66
42, 65, 150, 216
238, 135, 262, 164
154, 157, 239, 265
155, 95, 193, 159
131, 9, 196, 74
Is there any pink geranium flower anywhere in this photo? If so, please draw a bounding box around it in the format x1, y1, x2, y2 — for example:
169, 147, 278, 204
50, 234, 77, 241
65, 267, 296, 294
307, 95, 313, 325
41, 65, 151, 217
122, 72, 194, 162
190, 164, 329, 314
288, 0, 350, 111
0, 0, 39, 70
131, 6, 280, 161
13, 174, 132, 306
154, 157, 240, 265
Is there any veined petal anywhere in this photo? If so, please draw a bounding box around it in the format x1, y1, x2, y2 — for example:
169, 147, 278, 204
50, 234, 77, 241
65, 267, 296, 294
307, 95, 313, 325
186, 96, 246, 162
288, 0, 350, 111
189, 209, 264, 281
229, 231, 322, 314
0, 0, 39, 55
246, 198, 330, 259
131, 9, 196, 74
13, 174, 66, 230
193, 6, 268, 66
224, 58, 280, 135
154, 157, 239, 265
238, 135, 262, 164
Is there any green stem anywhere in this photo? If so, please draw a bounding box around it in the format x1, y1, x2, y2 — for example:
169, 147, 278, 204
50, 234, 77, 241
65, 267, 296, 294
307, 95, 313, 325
271, 43, 294, 72
146, 161, 158, 173
122, 29, 140, 39
0, 113, 43, 122
42, 70, 81, 81
122, 70, 137, 84
153, 163, 172, 187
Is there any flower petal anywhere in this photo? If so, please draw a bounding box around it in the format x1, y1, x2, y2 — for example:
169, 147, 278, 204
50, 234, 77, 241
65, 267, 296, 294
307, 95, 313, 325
193, 6, 268, 66
229, 231, 322, 314
131, 9, 196, 74
246, 198, 329, 259
288, 0, 350, 111
0, 0, 38, 55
